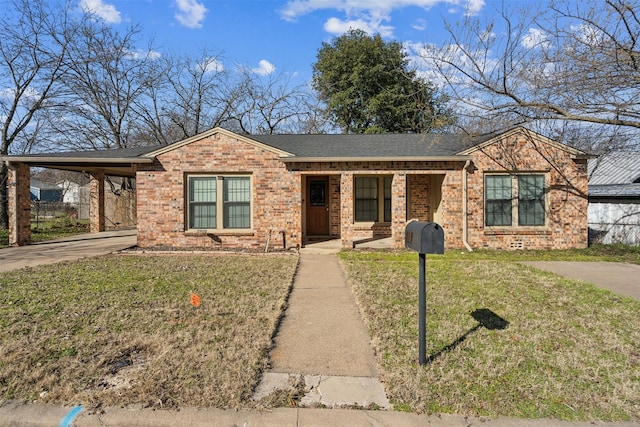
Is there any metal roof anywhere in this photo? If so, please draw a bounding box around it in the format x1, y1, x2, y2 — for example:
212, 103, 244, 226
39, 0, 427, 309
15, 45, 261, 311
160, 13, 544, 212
589, 184, 640, 198
588, 152, 640, 185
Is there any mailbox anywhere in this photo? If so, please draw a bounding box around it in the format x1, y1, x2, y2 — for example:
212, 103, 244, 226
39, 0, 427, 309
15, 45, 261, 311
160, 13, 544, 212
405, 221, 444, 254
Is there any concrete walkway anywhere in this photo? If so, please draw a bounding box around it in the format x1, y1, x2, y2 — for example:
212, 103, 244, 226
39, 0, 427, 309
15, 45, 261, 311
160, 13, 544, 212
0, 229, 137, 272
522, 261, 640, 301
253, 251, 390, 409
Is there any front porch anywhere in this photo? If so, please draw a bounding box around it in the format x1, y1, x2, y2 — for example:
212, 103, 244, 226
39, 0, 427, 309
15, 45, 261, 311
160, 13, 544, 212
300, 171, 448, 250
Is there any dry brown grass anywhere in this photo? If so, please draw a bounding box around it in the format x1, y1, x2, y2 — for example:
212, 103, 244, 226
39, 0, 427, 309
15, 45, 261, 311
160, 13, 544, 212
0, 253, 298, 409
339, 251, 640, 421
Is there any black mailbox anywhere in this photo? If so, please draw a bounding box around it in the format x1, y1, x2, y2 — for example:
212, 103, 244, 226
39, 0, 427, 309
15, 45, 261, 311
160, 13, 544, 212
405, 221, 444, 254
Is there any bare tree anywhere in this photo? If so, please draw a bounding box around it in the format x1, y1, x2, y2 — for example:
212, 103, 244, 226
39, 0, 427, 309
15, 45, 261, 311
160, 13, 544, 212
0, 0, 77, 229
57, 20, 156, 150
134, 49, 238, 145
422, 0, 640, 151
228, 70, 324, 134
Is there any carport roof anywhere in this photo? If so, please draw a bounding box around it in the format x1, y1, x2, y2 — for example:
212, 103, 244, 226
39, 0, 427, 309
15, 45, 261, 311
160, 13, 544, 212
1, 145, 160, 177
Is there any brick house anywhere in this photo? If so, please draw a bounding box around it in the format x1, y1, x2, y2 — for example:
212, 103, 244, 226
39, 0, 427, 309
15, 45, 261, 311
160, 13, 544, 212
2, 127, 591, 250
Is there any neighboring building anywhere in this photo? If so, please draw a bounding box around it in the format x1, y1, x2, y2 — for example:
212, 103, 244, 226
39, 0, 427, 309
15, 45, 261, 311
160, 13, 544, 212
2, 127, 592, 250
29, 179, 63, 202
588, 152, 640, 245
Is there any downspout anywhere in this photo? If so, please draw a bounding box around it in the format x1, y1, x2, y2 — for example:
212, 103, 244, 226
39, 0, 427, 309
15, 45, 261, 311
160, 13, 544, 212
462, 160, 473, 252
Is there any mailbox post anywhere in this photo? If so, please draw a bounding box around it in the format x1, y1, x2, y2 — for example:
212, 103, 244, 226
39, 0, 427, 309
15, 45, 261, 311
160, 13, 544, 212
404, 221, 444, 365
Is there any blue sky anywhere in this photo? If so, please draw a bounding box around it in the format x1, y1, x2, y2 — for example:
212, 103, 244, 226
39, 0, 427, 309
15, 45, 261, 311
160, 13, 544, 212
79, 0, 496, 83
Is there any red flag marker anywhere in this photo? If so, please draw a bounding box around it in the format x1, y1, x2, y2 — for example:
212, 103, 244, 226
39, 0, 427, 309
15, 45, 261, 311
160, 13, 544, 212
190, 293, 201, 307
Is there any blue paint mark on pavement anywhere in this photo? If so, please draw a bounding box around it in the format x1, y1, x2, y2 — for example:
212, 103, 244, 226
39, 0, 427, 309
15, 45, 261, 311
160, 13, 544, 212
59, 406, 82, 427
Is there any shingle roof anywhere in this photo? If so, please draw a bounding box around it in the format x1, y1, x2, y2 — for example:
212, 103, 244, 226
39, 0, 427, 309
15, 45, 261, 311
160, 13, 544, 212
249, 133, 487, 158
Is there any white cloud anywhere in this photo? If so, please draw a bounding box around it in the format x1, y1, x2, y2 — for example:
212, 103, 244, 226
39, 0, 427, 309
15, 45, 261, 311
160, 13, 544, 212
412, 18, 427, 31
522, 28, 550, 49
174, 0, 208, 29
124, 49, 162, 61
280, 0, 485, 37
79, 0, 122, 24
324, 17, 394, 37
252, 60, 276, 76
463, 0, 484, 16
198, 57, 224, 74
571, 24, 604, 46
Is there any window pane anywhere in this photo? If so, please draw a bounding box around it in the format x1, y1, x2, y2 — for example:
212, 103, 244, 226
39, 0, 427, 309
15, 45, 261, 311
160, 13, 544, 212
355, 177, 378, 221
309, 181, 326, 206
383, 176, 392, 222
486, 200, 512, 226
191, 203, 216, 228
485, 176, 512, 226
190, 176, 216, 202
518, 175, 545, 226
189, 177, 216, 229
223, 177, 250, 228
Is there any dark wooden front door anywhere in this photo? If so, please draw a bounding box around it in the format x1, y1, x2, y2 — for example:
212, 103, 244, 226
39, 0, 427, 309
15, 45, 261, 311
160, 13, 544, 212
306, 177, 329, 236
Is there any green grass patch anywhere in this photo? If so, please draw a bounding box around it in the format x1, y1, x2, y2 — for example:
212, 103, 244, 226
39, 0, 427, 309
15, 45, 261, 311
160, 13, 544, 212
339, 250, 640, 421
0, 218, 90, 248
0, 253, 298, 409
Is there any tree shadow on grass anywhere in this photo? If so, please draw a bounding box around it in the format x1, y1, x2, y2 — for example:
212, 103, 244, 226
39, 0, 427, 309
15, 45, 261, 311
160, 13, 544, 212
427, 308, 509, 364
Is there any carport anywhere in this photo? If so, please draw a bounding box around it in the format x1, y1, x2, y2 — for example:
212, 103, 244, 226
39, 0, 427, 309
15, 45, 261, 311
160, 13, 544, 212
1, 147, 155, 246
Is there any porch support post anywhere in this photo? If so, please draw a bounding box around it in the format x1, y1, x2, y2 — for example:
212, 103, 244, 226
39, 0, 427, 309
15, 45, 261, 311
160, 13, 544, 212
7, 162, 31, 246
89, 169, 106, 233
340, 172, 354, 249
391, 172, 407, 249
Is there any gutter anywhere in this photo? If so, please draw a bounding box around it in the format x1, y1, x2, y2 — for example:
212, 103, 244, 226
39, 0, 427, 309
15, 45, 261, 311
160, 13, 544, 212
462, 160, 473, 252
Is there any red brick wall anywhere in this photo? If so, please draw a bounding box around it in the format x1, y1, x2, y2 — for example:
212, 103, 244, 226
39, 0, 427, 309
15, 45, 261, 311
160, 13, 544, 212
8, 163, 31, 246
464, 134, 589, 250
134, 131, 588, 251
136, 132, 302, 249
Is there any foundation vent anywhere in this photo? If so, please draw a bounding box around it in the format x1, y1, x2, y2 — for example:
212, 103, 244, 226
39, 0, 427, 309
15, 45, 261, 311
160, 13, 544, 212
510, 241, 524, 250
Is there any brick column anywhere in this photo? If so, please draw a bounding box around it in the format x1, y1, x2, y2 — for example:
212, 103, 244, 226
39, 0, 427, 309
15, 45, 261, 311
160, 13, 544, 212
340, 172, 353, 249
89, 170, 106, 233
391, 172, 407, 249
7, 162, 31, 246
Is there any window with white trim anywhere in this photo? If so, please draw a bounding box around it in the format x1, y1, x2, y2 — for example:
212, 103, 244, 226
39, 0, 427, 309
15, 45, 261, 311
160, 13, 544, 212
354, 176, 392, 222
485, 174, 545, 227
187, 175, 251, 230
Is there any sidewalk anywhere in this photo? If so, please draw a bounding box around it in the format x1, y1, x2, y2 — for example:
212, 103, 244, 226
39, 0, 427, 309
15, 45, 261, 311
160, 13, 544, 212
253, 252, 390, 409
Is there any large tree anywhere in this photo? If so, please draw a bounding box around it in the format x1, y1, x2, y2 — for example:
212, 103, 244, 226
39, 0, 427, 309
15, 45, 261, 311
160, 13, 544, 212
312, 29, 453, 134
422, 0, 640, 151
0, 0, 77, 229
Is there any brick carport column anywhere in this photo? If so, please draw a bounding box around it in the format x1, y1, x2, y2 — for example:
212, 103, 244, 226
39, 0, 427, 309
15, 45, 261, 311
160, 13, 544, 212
340, 172, 354, 249
391, 172, 407, 249
7, 162, 31, 246
89, 169, 106, 233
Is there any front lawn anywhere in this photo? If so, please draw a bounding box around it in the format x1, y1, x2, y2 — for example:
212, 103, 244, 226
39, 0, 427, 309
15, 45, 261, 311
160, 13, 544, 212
0, 254, 298, 409
0, 218, 89, 248
339, 250, 640, 421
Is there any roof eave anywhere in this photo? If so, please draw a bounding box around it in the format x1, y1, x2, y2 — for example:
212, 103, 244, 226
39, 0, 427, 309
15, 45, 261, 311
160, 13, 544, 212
2, 156, 154, 164
279, 155, 471, 163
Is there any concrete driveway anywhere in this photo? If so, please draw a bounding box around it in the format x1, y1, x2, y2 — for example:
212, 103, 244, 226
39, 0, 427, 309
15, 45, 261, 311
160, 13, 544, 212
522, 261, 640, 301
0, 229, 137, 273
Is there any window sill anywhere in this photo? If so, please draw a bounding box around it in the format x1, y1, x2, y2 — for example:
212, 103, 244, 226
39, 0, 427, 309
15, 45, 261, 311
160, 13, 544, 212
185, 229, 254, 236
353, 222, 390, 230
484, 228, 551, 236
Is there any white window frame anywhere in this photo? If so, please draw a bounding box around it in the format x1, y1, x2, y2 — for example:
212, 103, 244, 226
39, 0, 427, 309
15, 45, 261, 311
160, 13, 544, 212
484, 173, 547, 228
186, 174, 252, 232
